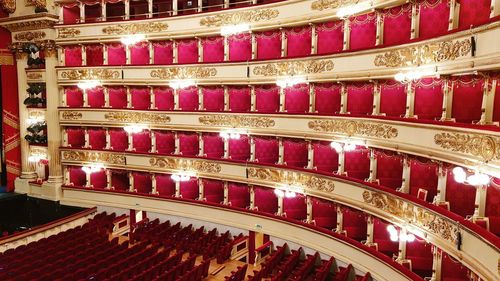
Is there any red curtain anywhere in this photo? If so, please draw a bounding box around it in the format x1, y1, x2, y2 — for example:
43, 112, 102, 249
256, 31, 281, 60
88, 128, 106, 150
69, 167, 86, 187
458, 0, 491, 29
67, 128, 85, 148
255, 85, 280, 113
63, 5, 80, 24
486, 180, 500, 235
372, 218, 399, 257
445, 170, 476, 217
347, 82, 374, 115
64, 45, 82, 66
130, 42, 150, 65
418, 0, 450, 39
203, 179, 224, 203
154, 87, 174, 110
379, 80, 407, 117
153, 41, 174, 65
492, 79, 500, 122
342, 208, 367, 241
180, 178, 199, 199
178, 86, 199, 111
382, 4, 412, 46
314, 83, 342, 115
228, 86, 251, 112
409, 160, 438, 203
286, 26, 311, 58
202, 86, 224, 111
254, 186, 278, 214
107, 43, 126, 65
155, 131, 175, 154
405, 239, 433, 278
349, 12, 377, 50
451, 76, 484, 123
84, 2, 102, 23
228, 33, 252, 62
108, 86, 127, 109
311, 197, 337, 229
202, 36, 224, 63
109, 129, 128, 151
313, 141, 338, 173
90, 170, 107, 189
132, 131, 151, 152
316, 21, 344, 55
283, 194, 307, 220
413, 78, 443, 120
133, 172, 152, 194
284, 83, 309, 113
86, 44, 104, 66
282, 138, 308, 168
441, 252, 470, 280
156, 174, 176, 196
375, 151, 403, 190
130, 87, 150, 109
228, 182, 250, 208
254, 137, 279, 164
111, 170, 129, 191
178, 133, 199, 156
344, 147, 370, 180
65, 87, 84, 107
228, 135, 250, 161
177, 39, 198, 64
87, 86, 105, 108
202, 133, 224, 158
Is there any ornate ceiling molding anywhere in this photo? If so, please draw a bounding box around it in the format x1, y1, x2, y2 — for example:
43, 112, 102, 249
102, 22, 168, 35
0, 14, 58, 32
149, 157, 221, 174
198, 115, 275, 128
62, 151, 126, 165
253, 59, 334, 76
58, 28, 81, 39
311, 0, 359, 11
434, 132, 500, 162
247, 167, 335, 193
150, 67, 217, 79
61, 112, 83, 120
14, 31, 46, 42
374, 39, 472, 67
104, 112, 171, 124
308, 120, 398, 139
60, 69, 121, 80
200, 9, 279, 27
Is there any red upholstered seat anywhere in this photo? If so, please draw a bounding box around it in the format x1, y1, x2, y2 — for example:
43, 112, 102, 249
254, 137, 279, 164
228, 135, 250, 161
314, 83, 342, 115
202, 36, 224, 63
313, 141, 339, 173
177, 39, 198, 64
179, 178, 199, 199
256, 31, 281, 60
130, 87, 151, 109
228, 86, 251, 112
178, 133, 199, 156
67, 128, 85, 148
228, 183, 250, 208
202, 87, 224, 111
285, 26, 311, 58
202, 133, 224, 158
156, 174, 176, 196
155, 131, 175, 154
413, 78, 444, 120
228, 33, 252, 62
254, 186, 278, 214
451, 75, 484, 123
88, 128, 106, 150
284, 83, 309, 113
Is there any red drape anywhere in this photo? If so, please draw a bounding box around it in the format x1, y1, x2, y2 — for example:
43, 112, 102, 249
344, 147, 370, 180
254, 186, 278, 214
63, 5, 80, 24
228, 33, 252, 62
86, 44, 104, 66
202, 36, 224, 63
228, 86, 251, 112
379, 80, 407, 117
282, 138, 308, 168
90, 169, 107, 189
228, 135, 250, 161
132, 131, 151, 152
316, 21, 344, 55
284, 83, 309, 113
133, 172, 152, 194
203, 179, 224, 203
111, 170, 129, 191
255, 85, 280, 113
107, 43, 126, 65
153, 41, 174, 65
87, 87, 105, 108
178, 86, 199, 111
202, 86, 224, 111
154, 87, 174, 110
311, 197, 337, 229
286, 26, 311, 58
67, 128, 85, 148
155, 131, 175, 154
65, 86, 84, 107
372, 218, 399, 257
445, 170, 476, 217
228, 183, 250, 208
375, 151, 403, 190
88, 128, 106, 150
256, 31, 281, 60
413, 78, 444, 120
349, 12, 377, 50
179, 178, 199, 199
178, 133, 199, 156
458, 0, 491, 29
342, 208, 367, 241
347, 82, 374, 115
409, 160, 438, 203
130, 87, 150, 109
254, 137, 279, 164
441, 252, 471, 280
64, 45, 82, 67
69, 167, 86, 187
314, 83, 342, 115
486, 180, 500, 235
202, 133, 224, 158
109, 129, 128, 151
283, 194, 307, 220
382, 4, 412, 46
405, 239, 433, 278
156, 174, 176, 196
418, 0, 450, 39
177, 39, 198, 64
130, 42, 150, 65
451, 76, 484, 123
313, 141, 339, 173
492, 78, 500, 123
108, 86, 127, 109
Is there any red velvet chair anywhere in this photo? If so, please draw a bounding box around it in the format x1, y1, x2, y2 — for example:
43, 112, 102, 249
133, 172, 152, 194
314, 83, 342, 115
344, 148, 370, 180
88, 128, 106, 150
111, 170, 130, 191
69, 167, 86, 187
349, 12, 377, 50
372, 218, 399, 257
108, 87, 128, 109
375, 152, 403, 190
202, 87, 224, 111
155, 131, 175, 154
203, 179, 224, 203
342, 208, 367, 241
90, 169, 107, 189
312, 141, 339, 173
153, 41, 174, 65
255, 85, 280, 113
409, 160, 438, 203
62, 4, 80, 24
64, 46, 82, 67
451, 76, 484, 123
156, 174, 176, 196
179, 178, 199, 199
178, 133, 199, 156
228, 183, 250, 208
154, 87, 174, 110
379, 81, 407, 117
441, 252, 471, 281
458, 0, 491, 29
382, 4, 412, 46
109, 129, 128, 151
347, 82, 374, 115
66, 128, 86, 148
254, 137, 279, 164
285, 26, 312, 58
283, 194, 307, 221
254, 186, 278, 214
132, 131, 152, 153
418, 0, 451, 39
413, 78, 444, 120
130, 42, 150, 65
86, 44, 104, 66
87, 87, 105, 108
228, 135, 250, 161
311, 197, 337, 230
65, 87, 84, 107
255, 31, 282, 60
316, 21, 344, 55
107, 43, 126, 66
282, 138, 308, 168
178, 86, 199, 111
131, 87, 151, 110
228, 86, 251, 112
202, 133, 224, 158
284, 83, 309, 113
177, 39, 199, 64
228, 33, 252, 62
485, 180, 500, 235
202, 36, 224, 63
405, 239, 433, 278
445, 170, 476, 217
493, 78, 500, 123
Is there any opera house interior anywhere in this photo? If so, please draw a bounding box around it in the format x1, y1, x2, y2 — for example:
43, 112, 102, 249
0, 0, 499, 280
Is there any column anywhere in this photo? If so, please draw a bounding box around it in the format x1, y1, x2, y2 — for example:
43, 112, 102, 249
105, 128, 111, 149
365, 216, 374, 245
279, 87, 285, 112
223, 137, 229, 159
173, 0, 178, 15
198, 178, 204, 200
251, 33, 257, 60
174, 132, 180, 154
104, 87, 110, 107
396, 229, 407, 262
250, 185, 255, 210
430, 246, 442, 281
309, 84, 315, 113
440, 79, 453, 121
197, 0, 202, 12
473, 184, 487, 218
150, 130, 156, 153
85, 171, 91, 188
398, 157, 410, 193
126, 44, 131, 65
15, 53, 36, 179
367, 149, 377, 182
80, 3, 85, 23
127, 132, 133, 151
106, 169, 112, 189
277, 138, 284, 164
343, 19, 350, 51
125, 0, 130, 20
151, 174, 157, 194
375, 11, 383, 46
306, 196, 313, 223
149, 87, 155, 109
148, 0, 153, 18
280, 29, 287, 58
335, 207, 343, 234
174, 88, 179, 110
83, 89, 89, 107
340, 83, 347, 114
310, 24, 317, 55
149, 42, 154, 65
250, 136, 256, 161
223, 0, 229, 9
436, 164, 447, 203
410, 3, 419, 39
337, 147, 345, 175
479, 78, 493, 124
277, 193, 284, 216
198, 87, 203, 110
223, 181, 229, 205
62, 128, 68, 147
372, 82, 380, 115
172, 40, 178, 63
448, 0, 458, 30
126, 86, 132, 108
197, 38, 203, 62
223, 36, 229, 62
58, 5, 64, 23
404, 82, 415, 118
101, 1, 107, 21
250, 86, 256, 112
198, 133, 204, 157
84, 128, 90, 148
306, 141, 314, 169
175, 181, 180, 197
223, 86, 229, 111
58, 47, 65, 66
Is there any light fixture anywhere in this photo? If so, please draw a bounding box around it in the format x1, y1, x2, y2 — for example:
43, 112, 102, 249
330, 142, 343, 153
82, 163, 104, 174
394, 68, 438, 84
220, 23, 250, 36
171, 172, 195, 182
276, 76, 307, 88
28, 153, 47, 163
169, 79, 196, 90
219, 130, 242, 140
387, 225, 416, 242
124, 124, 148, 134
77, 80, 101, 90
336, 1, 371, 19
452, 167, 490, 186
27, 116, 45, 125
274, 184, 303, 198
330, 140, 366, 153
120, 34, 146, 46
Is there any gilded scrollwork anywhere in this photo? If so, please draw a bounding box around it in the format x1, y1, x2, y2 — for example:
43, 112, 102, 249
200, 9, 279, 27
61, 112, 83, 120
253, 60, 334, 76
150, 67, 217, 80
60, 69, 121, 80
198, 115, 275, 128
374, 39, 472, 67
104, 112, 171, 124
0, 0, 15, 13
434, 132, 500, 162
62, 151, 126, 165
149, 157, 221, 173
102, 22, 168, 35
247, 167, 335, 193
311, 0, 359, 11
26, 72, 43, 79
14, 31, 46, 41
58, 28, 81, 39
308, 120, 398, 139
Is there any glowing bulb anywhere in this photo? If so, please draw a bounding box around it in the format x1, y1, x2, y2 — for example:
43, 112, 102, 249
77, 80, 101, 90
169, 79, 195, 90
468, 172, 490, 186
124, 125, 148, 134
276, 76, 307, 88
395, 72, 405, 82
452, 167, 466, 183
330, 142, 343, 153
120, 34, 146, 46
285, 190, 296, 198
274, 189, 285, 198
220, 24, 250, 36
219, 130, 241, 140
81, 164, 104, 174
344, 143, 357, 152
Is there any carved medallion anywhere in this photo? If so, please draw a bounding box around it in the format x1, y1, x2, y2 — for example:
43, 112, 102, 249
247, 167, 335, 193
60, 69, 121, 80
311, 0, 359, 11
0, 0, 15, 13
374, 39, 472, 67
308, 120, 398, 139
104, 112, 170, 124
150, 67, 217, 79
199, 115, 275, 128
62, 151, 126, 165
102, 22, 168, 35
14, 31, 46, 41
434, 132, 500, 162
253, 60, 334, 76
149, 157, 221, 174
200, 9, 279, 27
58, 28, 81, 39
61, 111, 82, 120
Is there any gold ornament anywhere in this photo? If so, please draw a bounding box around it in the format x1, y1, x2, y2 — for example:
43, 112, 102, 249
311, 0, 359, 11
14, 31, 46, 41
150, 67, 217, 79
61, 112, 83, 120
102, 22, 168, 35
104, 112, 171, 124
200, 9, 279, 27
26, 72, 43, 79
149, 157, 221, 174
434, 132, 500, 162
62, 150, 126, 165
198, 115, 275, 128
1, 0, 15, 13
247, 167, 335, 193
60, 69, 121, 80
308, 119, 398, 139
253, 60, 334, 76
58, 28, 81, 39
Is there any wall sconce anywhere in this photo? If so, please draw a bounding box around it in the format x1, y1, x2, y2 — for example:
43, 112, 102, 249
120, 34, 146, 46
330, 140, 366, 153
219, 130, 242, 140
171, 171, 196, 182
394, 68, 438, 84
220, 23, 250, 36
124, 124, 148, 134
28, 153, 47, 163
169, 79, 196, 90
77, 80, 101, 90
274, 184, 303, 198
276, 76, 307, 88
81, 163, 105, 174
452, 167, 490, 186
